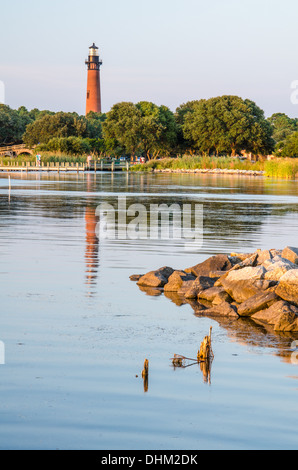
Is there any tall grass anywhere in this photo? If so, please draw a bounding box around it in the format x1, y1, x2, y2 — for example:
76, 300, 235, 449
130, 155, 265, 172
0, 151, 87, 165
264, 158, 298, 179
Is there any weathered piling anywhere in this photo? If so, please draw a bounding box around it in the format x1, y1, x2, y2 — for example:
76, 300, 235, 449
197, 327, 213, 361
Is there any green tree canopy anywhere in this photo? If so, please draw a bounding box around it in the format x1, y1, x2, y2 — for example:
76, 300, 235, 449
267, 113, 298, 144
276, 131, 298, 157
103, 101, 178, 159
102, 102, 143, 157
181, 95, 274, 156
0, 104, 27, 145
135, 101, 177, 159
23, 111, 103, 147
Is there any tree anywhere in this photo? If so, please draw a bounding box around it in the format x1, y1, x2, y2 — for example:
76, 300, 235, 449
182, 95, 274, 156
86, 111, 106, 139
276, 131, 298, 157
267, 113, 297, 144
0, 104, 26, 145
135, 101, 178, 159
103, 101, 178, 160
157, 105, 178, 157
22, 111, 99, 147
102, 102, 142, 157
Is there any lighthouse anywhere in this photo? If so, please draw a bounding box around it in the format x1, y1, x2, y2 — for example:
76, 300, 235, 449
85, 43, 102, 115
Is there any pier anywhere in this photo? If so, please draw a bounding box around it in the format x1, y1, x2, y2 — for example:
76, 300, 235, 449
0, 159, 131, 173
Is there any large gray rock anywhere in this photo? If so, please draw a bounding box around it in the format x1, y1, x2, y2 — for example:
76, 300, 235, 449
263, 256, 297, 281
185, 254, 232, 277
221, 266, 267, 303
251, 300, 298, 332
137, 266, 174, 288
214, 254, 259, 286
275, 269, 298, 305
282, 246, 298, 265
237, 288, 280, 316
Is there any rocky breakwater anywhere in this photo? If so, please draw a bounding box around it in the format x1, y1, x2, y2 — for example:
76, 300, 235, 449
130, 246, 298, 332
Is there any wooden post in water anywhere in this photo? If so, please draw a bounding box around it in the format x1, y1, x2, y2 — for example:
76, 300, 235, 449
111, 161, 115, 172
142, 359, 149, 393
197, 327, 213, 361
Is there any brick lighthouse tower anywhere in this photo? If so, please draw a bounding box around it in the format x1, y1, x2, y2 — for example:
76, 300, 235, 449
85, 43, 102, 115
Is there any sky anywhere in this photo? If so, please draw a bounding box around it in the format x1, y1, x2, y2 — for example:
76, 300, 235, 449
0, 0, 297, 117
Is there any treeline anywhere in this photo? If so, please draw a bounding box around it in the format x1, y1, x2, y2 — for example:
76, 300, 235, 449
0, 96, 297, 158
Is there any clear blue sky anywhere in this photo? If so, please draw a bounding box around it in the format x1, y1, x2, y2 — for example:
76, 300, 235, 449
0, 0, 297, 117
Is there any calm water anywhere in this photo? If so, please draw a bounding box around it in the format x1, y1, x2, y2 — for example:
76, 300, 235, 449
0, 171, 298, 450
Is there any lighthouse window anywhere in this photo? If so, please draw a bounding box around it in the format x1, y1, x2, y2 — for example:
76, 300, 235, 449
87, 92, 90, 99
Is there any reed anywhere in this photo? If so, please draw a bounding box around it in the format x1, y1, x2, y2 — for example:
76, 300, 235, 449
265, 158, 298, 179
130, 155, 265, 172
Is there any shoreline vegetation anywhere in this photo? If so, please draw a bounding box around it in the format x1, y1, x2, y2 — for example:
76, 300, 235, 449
130, 156, 298, 179
0, 153, 298, 179
1, 95, 297, 179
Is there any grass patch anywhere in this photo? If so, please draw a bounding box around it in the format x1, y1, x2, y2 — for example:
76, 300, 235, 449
0, 151, 88, 165
130, 155, 265, 172
264, 158, 298, 179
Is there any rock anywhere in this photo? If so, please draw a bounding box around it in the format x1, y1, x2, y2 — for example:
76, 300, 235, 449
263, 256, 297, 281
209, 270, 227, 278
164, 270, 196, 292
215, 254, 259, 287
228, 256, 244, 266
222, 279, 272, 303
185, 254, 232, 277
203, 301, 239, 318
177, 280, 197, 295
256, 249, 273, 265
224, 265, 266, 282
230, 253, 259, 270
221, 266, 267, 303
130, 274, 144, 281
198, 286, 232, 304
230, 252, 254, 262
237, 288, 280, 316
281, 246, 298, 265
184, 276, 215, 299
133, 247, 298, 332
275, 269, 298, 305
137, 266, 174, 288
269, 249, 282, 258
251, 300, 298, 332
